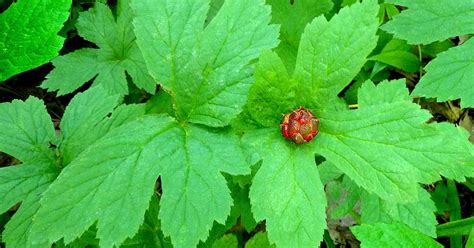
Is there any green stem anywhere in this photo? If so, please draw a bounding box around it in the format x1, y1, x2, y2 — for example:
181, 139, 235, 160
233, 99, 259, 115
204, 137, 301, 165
437, 216, 474, 237
417, 45, 423, 79
323, 230, 336, 248
447, 179, 462, 248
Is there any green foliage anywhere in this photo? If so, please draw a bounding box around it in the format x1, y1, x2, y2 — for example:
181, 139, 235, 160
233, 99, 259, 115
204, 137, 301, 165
360, 187, 437, 237
29, 116, 249, 248
293, 0, 379, 111
2, 0, 280, 247
368, 38, 420, 73
245, 232, 275, 248
132, 0, 279, 127
412, 37, 474, 108
381, 0, 474, 45
243, 129, 327, 247
0, 97, 58, 247
239, 0, 473, 246
0, 0, 72, 81
1, 0, 473, 247
211, 234, 237, 248
42, 0, 155, 95
0, 86, 143, 247
266, 0, 333, 71
352, 223, 443, 248
317, 80, 473, 201
381, 0, 474, 108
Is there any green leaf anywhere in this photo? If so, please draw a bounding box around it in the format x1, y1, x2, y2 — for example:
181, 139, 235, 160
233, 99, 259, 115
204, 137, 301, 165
159, 127, 248, 248
132, 0, 279, 127
329, 176, 362, 219
244, 129, 327, 247
3, 189, 50, 248
233, 184, 257, 232
381, 0, 474, 45
245, 50, 295, 127
352, 223, 443, 248
95, 103, 147, 135
0, 97, 58, 248
315, 80, 474, 202
59, 86, 120, 164
243, 0, 379, 125
30, 116, 249, 248
211, 234, 237, 248
369, 39, 420, 73
42, 1, 155, 95
245, 232, 275, 248
0, 161, 56, 216
0, 91, 143, 247
421, 40, 455, 58
361, 187, 437, 237
198, 182, 242, 248
0, 0, 72, 81
121, 195, 170, 248
266, 0, 333, 72
431, 181, 450, 214
59, 86, 146, 165
0, 97, 56, 162
318, 161, 343, 185
412, 38, 474, 108
146, 90, 175, 117
294, 0, 379, 110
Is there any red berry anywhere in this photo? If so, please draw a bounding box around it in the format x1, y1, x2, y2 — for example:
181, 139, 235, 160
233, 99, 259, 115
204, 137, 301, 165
280, 107, 320, 144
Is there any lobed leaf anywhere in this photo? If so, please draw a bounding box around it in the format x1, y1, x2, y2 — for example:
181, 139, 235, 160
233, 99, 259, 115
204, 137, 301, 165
294, 0, 379, 111
0, 88, 143, 247
42, 0, 155, 95
315, 80, 474, 202
30, 116, 249, 248
60, 86, 120, 164
0, 98, 58, 247
244, 129, 327, 247
0, 97, 56, 162
132, 0, 279, 127
245, 50, 295, 127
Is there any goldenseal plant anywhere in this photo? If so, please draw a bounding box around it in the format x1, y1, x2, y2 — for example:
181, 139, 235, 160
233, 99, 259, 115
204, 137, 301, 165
236, 0, 473, 247
0, 0, 473, 247
0, 0, 278, 247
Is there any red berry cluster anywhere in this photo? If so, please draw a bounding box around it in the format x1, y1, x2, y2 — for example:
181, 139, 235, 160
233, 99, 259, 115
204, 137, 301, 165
280, 107, 320, 144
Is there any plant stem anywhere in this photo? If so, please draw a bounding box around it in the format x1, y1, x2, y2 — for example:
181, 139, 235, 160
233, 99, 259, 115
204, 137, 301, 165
447, 179, 462, 248
323, 230, 336, 248
437, 216, 474, 237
